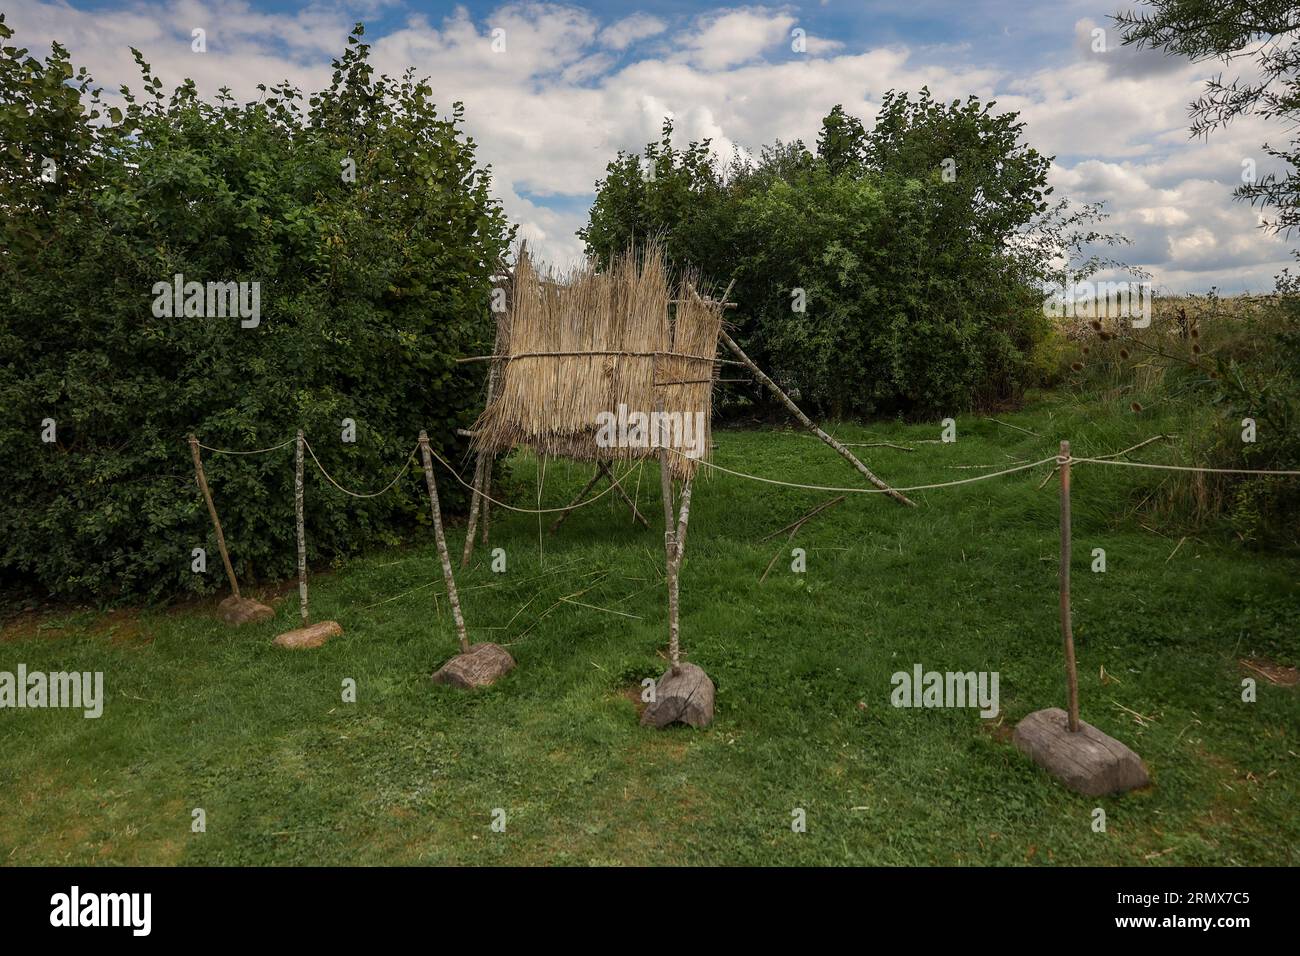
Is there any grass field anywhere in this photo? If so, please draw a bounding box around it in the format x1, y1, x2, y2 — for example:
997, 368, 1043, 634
1, 394, 1296, 865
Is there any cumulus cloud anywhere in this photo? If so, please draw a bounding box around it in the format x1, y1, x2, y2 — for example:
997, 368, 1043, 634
676, 7, 796, 70
7, 0, 1292, 292
599, 12, 666, 51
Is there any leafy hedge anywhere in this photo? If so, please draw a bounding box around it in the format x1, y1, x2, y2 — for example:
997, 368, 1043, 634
581, 94, 1093, 418
0, 21, 513, 603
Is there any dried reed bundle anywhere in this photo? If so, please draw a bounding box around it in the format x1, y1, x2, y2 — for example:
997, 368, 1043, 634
471, 244, 722, 479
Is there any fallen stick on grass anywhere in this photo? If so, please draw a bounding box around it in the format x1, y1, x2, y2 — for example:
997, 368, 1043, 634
759, 495, 847, 543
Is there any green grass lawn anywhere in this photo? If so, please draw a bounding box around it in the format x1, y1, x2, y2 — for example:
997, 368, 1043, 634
2, 396, 1296, 865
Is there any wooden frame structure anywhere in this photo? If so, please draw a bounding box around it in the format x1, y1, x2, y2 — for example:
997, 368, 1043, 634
457, 246, 914, 726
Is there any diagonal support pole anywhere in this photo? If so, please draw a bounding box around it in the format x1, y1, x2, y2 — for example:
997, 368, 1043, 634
718, 330, 915, 507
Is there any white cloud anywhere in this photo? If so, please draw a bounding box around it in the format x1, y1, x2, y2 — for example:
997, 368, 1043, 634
7, 0, 1292, 292
676, 7, 796, 71
598, 12, 666, 51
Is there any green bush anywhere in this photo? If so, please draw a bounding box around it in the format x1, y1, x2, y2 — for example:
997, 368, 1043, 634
0, 21, 513, 603
580, 93, 1058, 418
1059, 292, 1299, 545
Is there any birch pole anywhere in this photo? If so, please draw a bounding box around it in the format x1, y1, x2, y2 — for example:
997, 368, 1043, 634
461, 452, 488, 567
1059, 440, 1080, 732
718, 330, 915, 507
295, 430, 308, 623
420, 430, 469, 654
656, 403, 682, 675
188, 434, 241, 600
463, 297, 506, 566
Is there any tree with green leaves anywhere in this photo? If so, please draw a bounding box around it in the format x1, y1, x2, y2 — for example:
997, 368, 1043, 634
0, 19, 513, 603
577, 118, 725, 271
1114, 0, 1300, 234
815, 104, 867, 176
581, 98, 1075, 417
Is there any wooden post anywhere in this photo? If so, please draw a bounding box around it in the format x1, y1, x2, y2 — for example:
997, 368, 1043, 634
188, 435, 241, 600
718, 330, 915, 507
295, 430, 308, 624
419, 430, 470, 654
461, 453, 488, 567
479, 459, 493, 546
1059, 440, 1080, 732
674, 479, 694, 563
462, 324, 504, 567
671, 477, 694, 669
656, 404, 682, 675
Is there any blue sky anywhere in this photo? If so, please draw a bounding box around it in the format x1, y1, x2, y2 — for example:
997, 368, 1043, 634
10, 1, 1294, 292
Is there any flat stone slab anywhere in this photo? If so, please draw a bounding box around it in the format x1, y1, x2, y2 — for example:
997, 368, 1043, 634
641, 663, 715, 729
218, 595, 274, 626
1014, 707, 1150, 796
273, 620, 342, 649
432, 642, 516, 689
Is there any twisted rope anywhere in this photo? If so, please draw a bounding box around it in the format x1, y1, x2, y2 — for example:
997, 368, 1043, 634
427, 447, 636, 514
194, 437, 295, 455
1072, 457, 1300, 476
302, 437, 419, 499
668, 450, 1059, 493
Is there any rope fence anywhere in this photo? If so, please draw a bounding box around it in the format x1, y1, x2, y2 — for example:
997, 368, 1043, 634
1070, 457, 1300, 476
195, 437, 296, 455
188, 430, 646, 515
301, 436, 419, 499
662, 446, 1300, 495
189, 430, 1300, 511
672, 452, 1061, 494
425, 446, 638, 515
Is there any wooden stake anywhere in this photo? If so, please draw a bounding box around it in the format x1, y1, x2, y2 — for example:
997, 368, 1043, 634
462, 324, 504, 567
718, 330, 915, 507
674, 479, 693, 564
1059, 439, 1080, 732
479, 459, 492, 545
656, 404, 683, 675
419, 430, 469, 654
670, 478, 694, 669
461, 453, 487, 567
552, 462, 651, 534
295, 430, 308, 623
550, 467, 604, 533
759, 494, 847, 543
188, 435, 241, 600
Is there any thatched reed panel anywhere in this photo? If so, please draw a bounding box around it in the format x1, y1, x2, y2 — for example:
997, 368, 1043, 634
471, 247, 722, 479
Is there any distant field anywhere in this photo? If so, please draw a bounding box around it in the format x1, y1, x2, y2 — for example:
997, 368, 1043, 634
1, 395, 1296, 865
